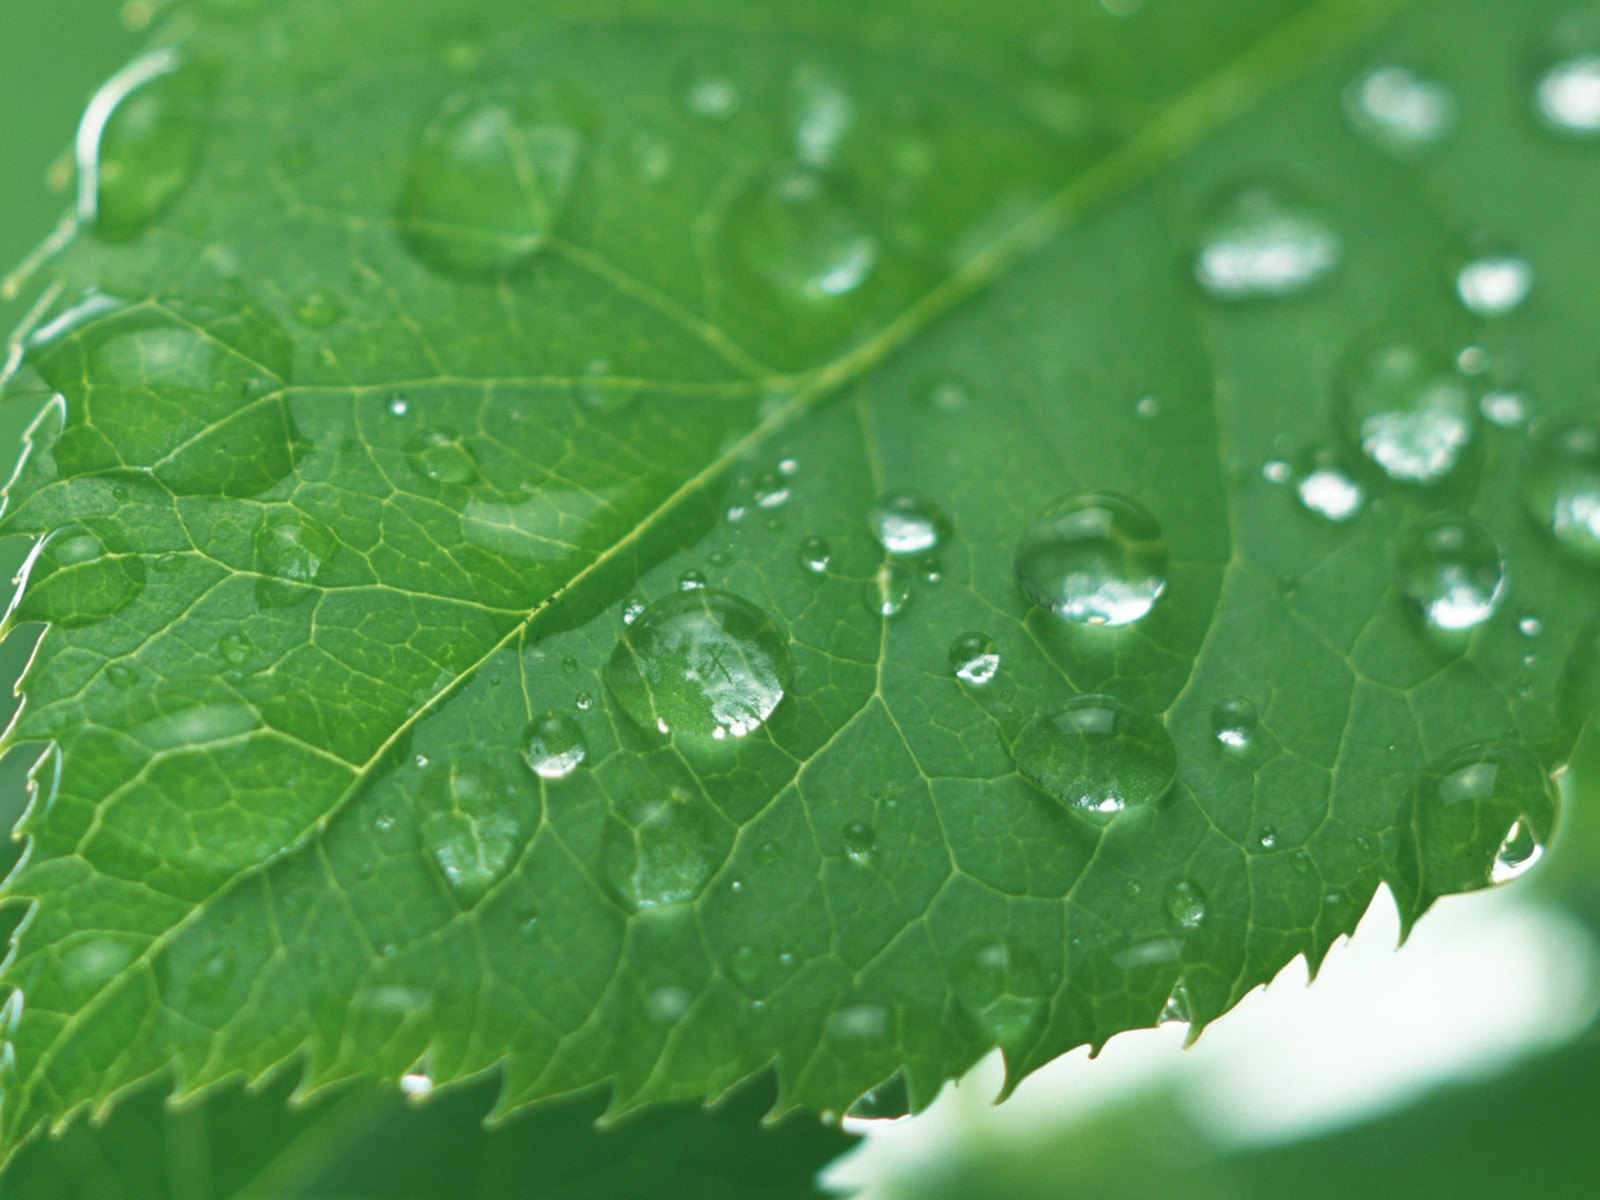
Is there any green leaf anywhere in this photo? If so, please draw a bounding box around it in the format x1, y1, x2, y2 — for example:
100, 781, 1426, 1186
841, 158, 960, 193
0, 0, 1594, 1168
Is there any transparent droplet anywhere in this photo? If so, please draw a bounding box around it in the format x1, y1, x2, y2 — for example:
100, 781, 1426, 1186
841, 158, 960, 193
292, 292, 344, 329
685, 73, 742, 121
841, 821, 876, 866
1210, 696, 1259, 753
1257, 825, 1279, 850
1160, 981, 1193, 1027
622, 598, 646, 625
1411, 742, 1558, 896
217, 630, 253, 666
1456, 254, 1534, 318
949, 632, 1000, 685
1165, 879, 1207, 930
1396, 514, 1506, 631
405, 429, 478, 485
1014, 695, 1177, 820
253, 510, 338, 609
798, 536, 832, 575
1193, 185, 1342, 300
1520, 615, 1544, 638
419, 754, 537, 904
1336, 338, 1476, 484
17, 523, 146, 629
951, 941, 1047, 1047
604, 589, 792, 739
1015, 492, 1167, 627
106, 662, 140, 689
1537, 54, 1600, 135
1522, 420, 1600, 563
601, 788, 721, 911
731, 166, 878, 302
753, 471, 791, 510
827, 1001, 892, 1044
1135, 395, 1162, 420
398, 83, 586, 276
1343, 66, 1456, 152
863, 560, 914, 618
1294, 444, 1365, 522
387, 396, 410, 418
522, 711, 586, 779
678, 569, 707, 591
77, 51, 211, 239
1480, 390, 1529, 429
868, 494, 949, 556
1262, 460, 1292, 485
645, 983, 692, 1023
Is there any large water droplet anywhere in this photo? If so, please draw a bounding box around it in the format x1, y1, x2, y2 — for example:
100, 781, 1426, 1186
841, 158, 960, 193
1537, 55, 1600, 134
1343, 65, 1455, 152
1165, 879, 1207, 930
1015, 696, 1176, 819
1015, 492, 1167, 627
1396, 514, 1505, 632
15, 523, 146, 628
253, 510, 338, 609
1456, 254, 1534, 318
77, 51, 211, 239
601, 789, 721, 911
840, 821, 876, 866
406, 429, 478, 485
951, 941, 1047, 1048
398, 84, 586, 276
949, 632, 1000, 685
419, 754, 537, 904
1522, 420, 1600, 563
1411, 742, 1558, 896
1336, 339, 1476, 485
1193, 186, 1342, 300
522, 711, 586, 780
730, 166, 878, 302
605, 589, 791, 740
868, 494, 948, 556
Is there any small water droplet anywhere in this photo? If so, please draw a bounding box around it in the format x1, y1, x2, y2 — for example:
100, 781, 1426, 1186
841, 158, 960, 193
1412, 742, 1558, 896
1537, 54, 1600, 134
253, 510, 338, 609
1396, 514, 1506, 631
1210, 696, 1259, 753
217, 630, 253, 667
827, 1001, 892, 1044
574, 691, 593, 712
106, 662, 140, 689
923, 376, 970, 411
869, 494, 948, 556
1193, 185, 1342, 300
1343, 65, 1455, 152
1522, 420, 1600, 563
398, 83, 587, 276
1457, 254, 1534, 318
753, 471, 791, 510
1336, 338, 1476, 485
78, 51, 211, 239
601, 788, 720, 911
863, 560, 914, 618
400, 1072, 434, 1099
292, 292, 344, 329
1136, 395, 1162, 420
1257, 825, 1279, 850
17, 523, 146, 629
951, 941, 1047, 1047
678, 569, 707, 591
522, 711, 586, 779
798, 536, 832, 575
841, 821, 876, 866
1294, 445, 1365, 522
1015, 696, 1177, 819
1262, 460, 1292, 485
731, 166, 878, 302
1520, 615, 1544, 638
1159, 981, 1193, 1026
949, 632, 1000, 685
685, 73, 742, 121
645, 983, 692, 1023
388, 396, 410, 418
405, 429, 478, 485
1015, 492, 1167, 627
1480, 390, 1529, 429
622, 598, 646, 625
605, 589, 791, 739
1165, 880, 1207, 929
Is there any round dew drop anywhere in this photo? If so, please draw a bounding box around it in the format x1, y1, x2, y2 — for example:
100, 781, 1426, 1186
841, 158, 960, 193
522, 711, 586, 779
1192, 185, 1342, 300
1396, 514, 1506, 632
868, 494, 948, 556
798, 536, 832, 575
949, 632, 1000, 686
863, 560, 914, 618
1456, 254, 1533, 318
1411, 742, 1558, 897
1294, 444, 1365, 523
1015, 492, 1167, 627
405, 429, 478, 485
1210, 697, 1259, 753
1014, 695, 1177, 820
951, 941, 1047, 1048
1537, 55, 1600, 134
1165, 879, 1207, 930
600, 788, 721, 911
1335, 338, 1476, 485
730, 165, 878, 302
604, 588, 791, 740
1521, 419, 1600, 563
1343, 65, 1456, 152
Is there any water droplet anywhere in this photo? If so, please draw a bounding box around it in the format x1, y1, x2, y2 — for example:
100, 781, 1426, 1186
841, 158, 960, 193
827, 1000, 892, 1044
863, 560, 914, 618
1015, 696, 1177, 819
291, 292, 343, 329
398, 83, 586, 276
1411, 742, 1558, 896
1336, 339, 1476, 484
1538, 55, 1600, 134
1520, 615, 1544, 638
253, 510, 338, 609
951, 941, 1047, 1047
77, 51, 211, 239
753, 472, 791, 510
217, 630, 253, 666
622, 598, 646, 625
685, 73, 741, 120
17, 523, 146, 628
1193, 186, 1342, 300
731, 166, 878, 302
678, 569, 707, 591
798, 536, 832, 575
1396, 514, 1506, 631
601, 789, 720, 911
106, 662, 140, 689
923, 377, 970, 411
1343, 66, 1455, 152
1262, 460, 1292, 485
419, 754, 537, 903
1256, 825, 1279, 850
868, 494, 948, 555
387, 396, 410, 418
405, 429, 478, 485
1294, 445, 1365, 522
604, 589, 791, 739
1522, 420, 1600, 563
1210, 697, 1259, 753
792, 64, 854, 166
522, 711, 586, 779
1480, 390, 1529, 429
1456, 254, 1533, 319
574, 691, 593, 712
841, 821, 876, 865
1135, 395, 1162, 420
400, 1072, 435, 1099
1165, 880, 1207, 929
1015, 492, 1167, 627
949, 632, 1000, 685
1159, 981, 1193, 1026
645, 983, 692, 1023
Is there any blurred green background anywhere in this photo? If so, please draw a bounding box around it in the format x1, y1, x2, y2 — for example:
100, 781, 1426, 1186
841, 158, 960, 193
1, 3, 1599, 1198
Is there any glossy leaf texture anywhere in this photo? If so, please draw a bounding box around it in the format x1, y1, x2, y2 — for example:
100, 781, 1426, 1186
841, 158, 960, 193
0, 0, 1597, 1165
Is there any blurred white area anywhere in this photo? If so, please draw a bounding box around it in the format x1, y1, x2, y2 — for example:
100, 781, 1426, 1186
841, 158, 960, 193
826, 886, 1600, 1196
